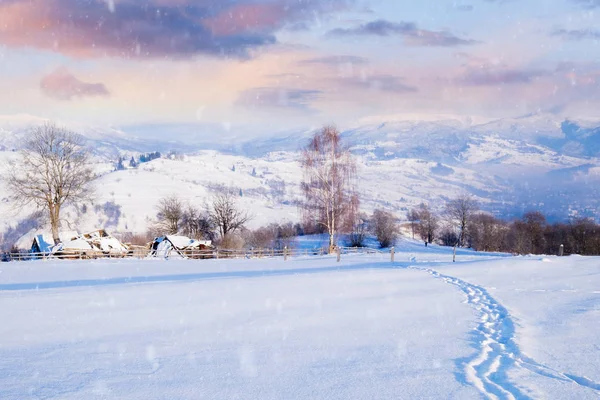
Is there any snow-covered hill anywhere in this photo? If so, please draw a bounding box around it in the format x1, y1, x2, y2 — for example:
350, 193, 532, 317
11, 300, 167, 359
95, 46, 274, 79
1, 113, 600, 239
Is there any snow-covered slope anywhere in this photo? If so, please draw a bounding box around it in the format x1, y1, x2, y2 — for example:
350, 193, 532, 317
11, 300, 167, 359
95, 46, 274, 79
0, 114, 203, 159
1, 113, 600, 239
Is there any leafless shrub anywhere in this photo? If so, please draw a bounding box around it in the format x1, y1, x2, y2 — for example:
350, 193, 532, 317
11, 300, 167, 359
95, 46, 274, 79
218, 233, 245, 250
439, 229, 458, 247
242, 222, 297, 250
347, 212, 369, 247
242, 226, 276, 248
371, 209, 398, 248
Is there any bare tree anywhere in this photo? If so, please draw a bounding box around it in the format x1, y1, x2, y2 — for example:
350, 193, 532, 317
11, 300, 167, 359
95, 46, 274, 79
181, 205, 214, 241
507, 219, 529, 255
208, 189, 251, 238
569, 217, 597, 255
445, 193, 478, 248
470, 213, 508, 252
6, 123, 95, 244
371, 209, 399, 248
416, 203, 439, 244
300, 125, 357, 253
155, 195, 185, 235
523, 211, 547, 254
407, 208, 420, 239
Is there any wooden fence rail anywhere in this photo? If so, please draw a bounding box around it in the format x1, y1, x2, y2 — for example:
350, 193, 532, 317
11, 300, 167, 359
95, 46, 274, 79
1, 246, 389, 263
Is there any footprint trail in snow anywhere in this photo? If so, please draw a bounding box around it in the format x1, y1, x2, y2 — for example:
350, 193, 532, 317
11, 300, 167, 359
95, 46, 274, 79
408, 265, 600, 400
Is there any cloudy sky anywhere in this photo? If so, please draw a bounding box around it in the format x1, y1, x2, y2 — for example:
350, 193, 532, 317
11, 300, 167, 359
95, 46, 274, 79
0, 0, 599, 139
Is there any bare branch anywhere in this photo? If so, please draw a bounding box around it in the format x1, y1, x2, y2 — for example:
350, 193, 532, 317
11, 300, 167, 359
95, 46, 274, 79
208, 188, 251, 239
4, 122, 96, 244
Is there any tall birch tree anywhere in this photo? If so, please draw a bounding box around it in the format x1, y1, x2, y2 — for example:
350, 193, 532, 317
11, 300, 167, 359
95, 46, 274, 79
300, 126, 357, 253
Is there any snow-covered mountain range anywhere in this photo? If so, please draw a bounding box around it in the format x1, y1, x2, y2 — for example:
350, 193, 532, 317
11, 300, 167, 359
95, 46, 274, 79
1, 113, 599, 239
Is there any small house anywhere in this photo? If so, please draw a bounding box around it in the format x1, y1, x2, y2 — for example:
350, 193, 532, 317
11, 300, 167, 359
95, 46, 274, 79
81, 229, 129, 255
150, 235, 213, 259
51, 237, 95, 258
29, 231, 80, 255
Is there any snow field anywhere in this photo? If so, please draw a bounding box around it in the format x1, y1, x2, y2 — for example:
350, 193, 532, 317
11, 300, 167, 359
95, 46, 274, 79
0, 245, 599, 399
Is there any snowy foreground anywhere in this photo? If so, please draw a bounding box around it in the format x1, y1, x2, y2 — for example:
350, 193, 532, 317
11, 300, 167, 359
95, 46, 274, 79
1, 243, 599, 399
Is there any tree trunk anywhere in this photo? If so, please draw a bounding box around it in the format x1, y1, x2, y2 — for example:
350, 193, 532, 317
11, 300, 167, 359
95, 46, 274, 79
329, 232, 335, 254
50, 204, 60, 245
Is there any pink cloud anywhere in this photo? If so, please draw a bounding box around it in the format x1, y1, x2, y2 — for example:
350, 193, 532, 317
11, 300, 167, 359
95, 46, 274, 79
0, 0, 350, 59
40, 68, 110, 100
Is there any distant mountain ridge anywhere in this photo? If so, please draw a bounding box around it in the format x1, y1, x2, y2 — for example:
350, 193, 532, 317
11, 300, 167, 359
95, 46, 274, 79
1, 113, 599, 231
2, 113, 600, 159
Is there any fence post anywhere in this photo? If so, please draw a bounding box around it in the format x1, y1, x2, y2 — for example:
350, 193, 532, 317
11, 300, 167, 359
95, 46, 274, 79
559, 244, 564, 257
284, 246, 288, 261
336, 246, 341, 262
391, 247, 395, 262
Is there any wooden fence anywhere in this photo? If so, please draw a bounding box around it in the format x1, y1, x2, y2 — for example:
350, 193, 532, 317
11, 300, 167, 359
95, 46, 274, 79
1, 246, 390, 263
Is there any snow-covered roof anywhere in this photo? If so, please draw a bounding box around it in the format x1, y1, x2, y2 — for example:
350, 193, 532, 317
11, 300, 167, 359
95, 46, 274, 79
151, 236, 212, 251
96, 237, 128, 252
17, 228, 130, 255
82, 229, 128, 253
16, 229, 80, 251
51, 238, 93, 253
165, 235, 197, 249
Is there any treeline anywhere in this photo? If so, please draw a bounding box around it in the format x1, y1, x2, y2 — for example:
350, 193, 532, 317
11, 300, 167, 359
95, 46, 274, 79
408, 203, 600, 256
116, 152, 162, 170
471, 212, 600, 255
148, 190, 404, 250
148, 191, 298, 250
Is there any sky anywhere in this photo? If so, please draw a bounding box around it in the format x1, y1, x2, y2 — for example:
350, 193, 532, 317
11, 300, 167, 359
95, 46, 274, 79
0, 0, 599, 140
